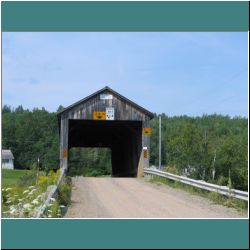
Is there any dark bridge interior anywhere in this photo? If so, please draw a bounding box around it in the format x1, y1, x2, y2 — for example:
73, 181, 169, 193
68, 120, 142, 177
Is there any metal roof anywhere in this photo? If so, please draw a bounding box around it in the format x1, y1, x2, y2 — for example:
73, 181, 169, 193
2, 150, 14, 160
57, 86, 154, 119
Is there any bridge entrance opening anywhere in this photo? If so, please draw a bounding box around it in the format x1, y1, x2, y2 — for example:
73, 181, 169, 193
68, 120, 142, 177
68, 147, 112, 176
58, 87, 154, 176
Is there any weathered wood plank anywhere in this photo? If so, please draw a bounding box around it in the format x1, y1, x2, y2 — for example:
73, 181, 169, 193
65, 93, 150, 122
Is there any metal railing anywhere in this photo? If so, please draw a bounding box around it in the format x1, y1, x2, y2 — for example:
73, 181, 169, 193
143, 168, 248, 201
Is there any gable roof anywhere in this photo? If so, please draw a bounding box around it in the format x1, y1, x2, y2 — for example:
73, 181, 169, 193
57, 86, 154, 119
2, 150, 14, 160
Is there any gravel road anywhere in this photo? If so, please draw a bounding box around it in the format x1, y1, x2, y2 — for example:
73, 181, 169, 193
65, 177, 247, 218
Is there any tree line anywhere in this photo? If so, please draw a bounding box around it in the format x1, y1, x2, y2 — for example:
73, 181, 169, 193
150, 114, 248, 190
2, 105, 248, 190
2, 105, 112, 177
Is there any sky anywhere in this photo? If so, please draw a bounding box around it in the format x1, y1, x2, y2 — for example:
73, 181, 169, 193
2, 32, 248, 117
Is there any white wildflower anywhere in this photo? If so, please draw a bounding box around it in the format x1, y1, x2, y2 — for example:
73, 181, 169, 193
48, 215, 52, 218
28, 189, 37, 195
48, 204, 53, 207
48, 210, 52, 213
6, 200, 12, 204
59, 205, 65, 208
28, 186, 35, 189
2, 188, 5, 192
6, 188, 12, 191
18, 198, 23, 202
9, 209, 16, 214
23, 203, 31, 209
32, 200, 39, 205
50, 198, 55, 202
23, 190, 29, 194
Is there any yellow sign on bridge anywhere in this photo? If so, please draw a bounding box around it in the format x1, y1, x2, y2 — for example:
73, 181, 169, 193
142, 128, 152, 135
93, 111, 106, 120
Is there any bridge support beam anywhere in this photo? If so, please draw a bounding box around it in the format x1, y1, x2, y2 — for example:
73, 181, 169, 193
60, 116, 69, 170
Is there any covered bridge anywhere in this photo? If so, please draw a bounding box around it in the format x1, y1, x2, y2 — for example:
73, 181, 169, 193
57, 86, 154, 177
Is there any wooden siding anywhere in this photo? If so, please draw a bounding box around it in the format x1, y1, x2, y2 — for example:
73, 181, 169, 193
58, 88, 153, 170
64, 90, 151, 127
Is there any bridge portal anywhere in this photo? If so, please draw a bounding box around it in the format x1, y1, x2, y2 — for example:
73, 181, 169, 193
57, 86, 154, 177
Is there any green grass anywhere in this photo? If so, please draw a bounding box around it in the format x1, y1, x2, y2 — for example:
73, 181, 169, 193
2, 169, 30, 187
2, 168, 66, 218
148, 175, 248, 212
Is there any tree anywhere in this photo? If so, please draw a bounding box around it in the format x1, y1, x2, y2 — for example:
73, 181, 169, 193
149, 114, 248, 190
57, 105, 64, 113
2, 107, 248, 190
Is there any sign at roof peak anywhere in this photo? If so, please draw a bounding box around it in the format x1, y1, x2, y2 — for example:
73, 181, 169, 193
100, 93, 113, 100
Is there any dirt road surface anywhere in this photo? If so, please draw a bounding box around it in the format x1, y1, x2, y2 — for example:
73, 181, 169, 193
65, 177, 247, 218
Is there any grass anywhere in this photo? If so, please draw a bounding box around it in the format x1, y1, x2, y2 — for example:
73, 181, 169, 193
148, 175, 248, 212
42, 176, 72, 218
2, 168, 70, 218
2, 169, 30, 187
57, 176, 72, 216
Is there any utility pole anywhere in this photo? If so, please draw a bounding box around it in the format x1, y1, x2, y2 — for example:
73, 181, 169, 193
36, 157, 40, 185
212, 149, 216, 180
228, 167, 232, 189
159, 115, 161, 170
37, 157, 40, 170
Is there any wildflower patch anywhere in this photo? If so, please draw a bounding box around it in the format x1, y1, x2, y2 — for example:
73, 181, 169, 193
2, 168, 66, 218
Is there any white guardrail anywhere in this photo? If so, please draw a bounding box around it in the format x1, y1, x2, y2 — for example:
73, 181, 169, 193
36, 167, 66, 217
143, 168, 248, 201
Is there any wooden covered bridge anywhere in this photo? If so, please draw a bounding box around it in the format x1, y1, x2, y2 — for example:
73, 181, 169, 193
57, 86, 154, 177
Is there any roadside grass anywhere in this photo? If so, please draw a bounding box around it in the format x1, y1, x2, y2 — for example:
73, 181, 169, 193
148, 175, 248, 212
2, 169, 30, 187
1, 168, 71, 218
57, 176, 72, 216
42, 176, 72, 218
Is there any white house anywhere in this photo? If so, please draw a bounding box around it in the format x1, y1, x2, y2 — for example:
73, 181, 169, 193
2, 149, 14, 169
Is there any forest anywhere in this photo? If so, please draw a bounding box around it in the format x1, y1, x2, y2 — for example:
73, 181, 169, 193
2, 105, 248, 191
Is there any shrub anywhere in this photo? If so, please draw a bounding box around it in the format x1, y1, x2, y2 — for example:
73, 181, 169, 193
2, 186, 45, 218
165, 165, 179, 175
58, 177, 72, 207
217, 176, 228, 186
37, 169, 61, 186
17, 170, 38, 187
44, 199, 61, 218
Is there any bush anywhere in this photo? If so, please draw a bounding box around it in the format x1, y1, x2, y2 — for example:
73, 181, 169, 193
44, 199, 61, 218
217, 176, 228, 186
165, 165, 180, 175
17, 170, 38, 187
58, 177, 72, 207
37, 169, 61, 187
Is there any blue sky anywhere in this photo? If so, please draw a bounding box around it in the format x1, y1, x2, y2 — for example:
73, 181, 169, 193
2, 32, 248, 117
